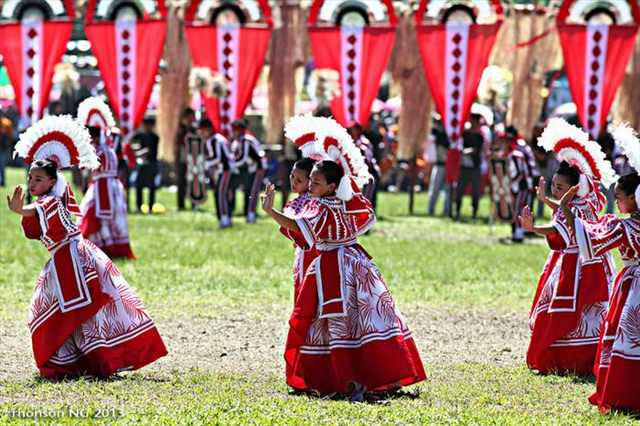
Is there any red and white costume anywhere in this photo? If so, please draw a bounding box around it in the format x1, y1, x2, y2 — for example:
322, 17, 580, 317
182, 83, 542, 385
77, 97, 134, 259
579, 123, 640, 412
280, 192, 319, 303
14, 116, 167, 379
575, 215, 640, 412
528, 178, 615, 374
80, 143, 135, 259
282, 115, 426, 394
527, 119, 617, 375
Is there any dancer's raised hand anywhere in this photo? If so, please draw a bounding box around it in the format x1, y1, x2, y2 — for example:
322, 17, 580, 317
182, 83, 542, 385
7, 186, 24, 214
261, 183, 276, 214
536, 177, 546, 202
518, 205, 534, 232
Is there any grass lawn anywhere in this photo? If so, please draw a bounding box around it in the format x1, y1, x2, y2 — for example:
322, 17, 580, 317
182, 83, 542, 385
0, 167, 635, 424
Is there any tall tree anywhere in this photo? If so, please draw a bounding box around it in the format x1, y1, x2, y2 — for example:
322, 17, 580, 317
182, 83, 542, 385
157, 2, 190, 161
266, 1, 307, 145
389, 5, 432, 160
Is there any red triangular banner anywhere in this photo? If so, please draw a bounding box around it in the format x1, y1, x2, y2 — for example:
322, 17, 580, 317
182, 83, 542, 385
308, 27, 396, 127
85, 20, 167, 135
0, 21, 72, 125
185, 24, 271, 136
557, 23, 638, 139
416, 23, 500, 150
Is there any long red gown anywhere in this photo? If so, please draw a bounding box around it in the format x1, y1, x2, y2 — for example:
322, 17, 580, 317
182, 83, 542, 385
527, 181, 615, 375
23, 193, 166, 379
284, 194, 426, 394
280, 192, 319, 302
80, 143, 135, 259
576, 214, 640, 412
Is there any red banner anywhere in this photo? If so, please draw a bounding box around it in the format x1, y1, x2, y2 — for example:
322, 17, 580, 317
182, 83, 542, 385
185, 25, 271, 135
308, 27, 395, 127
416, 23, 500, 152
0, 21, 72, 124
85, 20, 167, 135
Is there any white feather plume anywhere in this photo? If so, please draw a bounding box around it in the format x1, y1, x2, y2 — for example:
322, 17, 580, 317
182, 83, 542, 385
14, 115, 99, 170
612, 122, 640, 174
77, 97, 116, 130
537, 118, 617, 187
284, 114, 324, 159
284, 115, 373, 190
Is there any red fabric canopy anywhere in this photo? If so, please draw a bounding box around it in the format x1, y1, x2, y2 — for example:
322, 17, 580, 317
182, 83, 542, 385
185, 24, 271, 135
85, 20, 167, 135
556, 0, 639, 139
416, 23, 500, 151
0, 21, 72, 124
308, 26, 395, 127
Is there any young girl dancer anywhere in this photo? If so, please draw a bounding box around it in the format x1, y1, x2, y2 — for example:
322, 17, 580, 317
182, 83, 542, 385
279, 158, 318, 303
263, 116, 426, 400
563, 124, 640, 412
519, 118, 617, 375
77, 97, 135, 259
8, 115, 167, 379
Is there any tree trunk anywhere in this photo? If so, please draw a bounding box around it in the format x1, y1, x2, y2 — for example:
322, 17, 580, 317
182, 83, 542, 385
491, 6, 562, 139
389, 7, 432, 160
613, 34, 640, 130
157, 7, 191, 162
266, 1, 306, 145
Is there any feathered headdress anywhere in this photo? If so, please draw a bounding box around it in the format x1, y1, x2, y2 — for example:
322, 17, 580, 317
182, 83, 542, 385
77, 97, 116, 134
14, 115, 98, 214
612, 122, 640, 201
537, 118, 617, 195
285, 115, 372, 201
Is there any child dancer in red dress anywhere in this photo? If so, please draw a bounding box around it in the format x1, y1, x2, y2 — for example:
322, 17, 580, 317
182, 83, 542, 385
77, 97, 135, 259
8, 116, 167, 379
564, 124, 640, 412
279, 158, 318, 303
263, 116, 426, 400
519, 118, 617, 375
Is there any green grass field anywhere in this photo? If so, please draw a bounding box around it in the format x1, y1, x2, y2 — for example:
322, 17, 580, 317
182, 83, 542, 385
0, 167, 636, 425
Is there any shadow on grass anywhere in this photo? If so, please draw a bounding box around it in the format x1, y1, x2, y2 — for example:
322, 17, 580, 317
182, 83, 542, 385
288, 387, 421, 405
568, 374, 596, 385
32, 372, 172, 384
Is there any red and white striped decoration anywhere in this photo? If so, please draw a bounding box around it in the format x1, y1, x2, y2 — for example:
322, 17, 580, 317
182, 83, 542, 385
340, 27, 363, 125
115, 19, 136, 135
217, 25, 239, 135
583, 24, 608, 139
444, 24, 469, 150
21, 19, 43, 125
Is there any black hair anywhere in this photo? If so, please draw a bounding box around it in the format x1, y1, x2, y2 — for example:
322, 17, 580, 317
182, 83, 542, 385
30, 159, 57, 180
556, 160, 581, 186
293, 158, 315, 177
198, 119, 213, 129
143, 116, 156, 126
231, 118, 248, 129
313, 160, 343, 187
182, 107, 195, 118
505, 125, 519, 138
88, 126, 101, 139
617, 173, 640, 196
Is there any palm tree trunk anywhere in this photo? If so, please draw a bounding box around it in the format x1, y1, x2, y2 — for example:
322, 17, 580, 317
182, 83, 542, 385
390, 7, 432, 161
157, 7, 191, 162
266, 1, 307, 145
